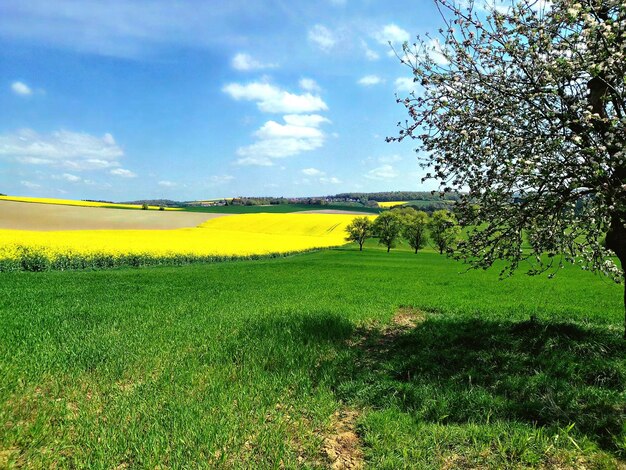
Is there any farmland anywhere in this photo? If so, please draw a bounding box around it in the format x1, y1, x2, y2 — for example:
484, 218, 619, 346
183, 203, 380, 214
0, 200, 223, 231
1, 242, 624, 468
0, 205, 369, 271
0, 195, 180, 211
1, 199, 625, 468
376, 201, 407, 208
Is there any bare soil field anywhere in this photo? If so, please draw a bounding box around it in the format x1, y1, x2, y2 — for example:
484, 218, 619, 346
0, 200, 229, 231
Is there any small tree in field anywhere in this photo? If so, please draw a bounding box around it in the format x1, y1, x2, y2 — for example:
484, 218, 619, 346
428, 210, 459, 254
345, 216, 373, 251
391, 0, 626, 336
402, 210, 430, 254
373, 211, 403, 253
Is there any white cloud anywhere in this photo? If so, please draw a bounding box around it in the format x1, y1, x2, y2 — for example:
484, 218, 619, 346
394, 77, 417, 92
255, 121, 324, 140
378, 155, 402, 163
223, 81, 328, 114
361, 41, 380, 61
61, 173, 81, 182
302, 167, 324, 176
308, 24, 336, 51
283, 114, 330, 127
235, 156, 274, 166
11, 81, 32, 96
110, 168, 136, 178
427, 38, 449, 65
365, 164, 398, 180
0, 129, 124, 171
158, 180, 177, 187
21, 180, 41, 190
208, 175, 234, 185
235, 113, 330, 166
358, 75, 384, 86
299, 78, 321, 93
320, 176, 341, 184
236, 136, 325, 163
231, 53, 276, 71
374, 24, 410, 46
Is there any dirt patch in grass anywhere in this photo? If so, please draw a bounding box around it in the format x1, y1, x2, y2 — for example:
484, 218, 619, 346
0, 448, 20, 467
322, 308, 426, 469
391, 306, 426, 328
350, 306, 426, 352
323, 408, 363, 469
0, 200, 229, 230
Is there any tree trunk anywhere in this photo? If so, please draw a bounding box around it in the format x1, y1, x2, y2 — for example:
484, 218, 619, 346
605, 214, 626, 338
415, 247, 418, 254
359, 243, 363, 251
387, 246, 390, 253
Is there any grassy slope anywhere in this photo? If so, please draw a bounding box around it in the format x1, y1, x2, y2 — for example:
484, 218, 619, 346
181, 203, 380, 214
0, 242, 624, 467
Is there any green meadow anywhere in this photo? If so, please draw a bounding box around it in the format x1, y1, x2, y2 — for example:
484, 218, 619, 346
1, 242, 625, 468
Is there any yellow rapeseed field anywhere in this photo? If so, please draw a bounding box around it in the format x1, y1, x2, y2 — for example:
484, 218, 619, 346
377, 201, 408, 208
0, 195, 180, 211
0, 213, 373, 270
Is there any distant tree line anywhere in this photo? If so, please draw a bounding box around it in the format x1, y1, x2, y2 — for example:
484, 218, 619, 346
345, 207, 460, 254
333, 191, 462, 203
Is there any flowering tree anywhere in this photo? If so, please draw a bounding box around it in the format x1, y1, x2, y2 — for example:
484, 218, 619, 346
390, 0, 626, 335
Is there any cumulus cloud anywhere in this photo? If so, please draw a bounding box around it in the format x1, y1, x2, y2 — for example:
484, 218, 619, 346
394, 77, 418, 92
235, 113, 330, 166
308, 24, 336, 51
11, 81, 32, 96
374, 24, 410, 46
283, 114, 330, 127
358, 75, 384, 86
231, 53, 276, 71
158, 180, 176, 187
365, 164, 398, 180
299, 78, 321, 93
427, 38, 449, 65
302, 167, 324, 176
223, 81, 328, 114
0, 129, 124, 171
110, 168, 136, 178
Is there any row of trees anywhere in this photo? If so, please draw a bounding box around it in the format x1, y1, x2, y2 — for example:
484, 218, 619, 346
345, 209, 460, 254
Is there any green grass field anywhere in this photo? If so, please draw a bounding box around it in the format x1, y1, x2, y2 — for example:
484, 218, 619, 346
1, 242, 625, 468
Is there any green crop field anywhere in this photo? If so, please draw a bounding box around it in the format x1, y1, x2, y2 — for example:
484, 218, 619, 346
181, 203, 380, 214
1, 242, 625, 468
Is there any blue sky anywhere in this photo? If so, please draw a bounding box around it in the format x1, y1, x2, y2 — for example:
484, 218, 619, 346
0, 0, 442, 200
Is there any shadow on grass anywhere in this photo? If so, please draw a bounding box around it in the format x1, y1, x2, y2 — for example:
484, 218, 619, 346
330, 315, 626, 455
237, 311, 626, 455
